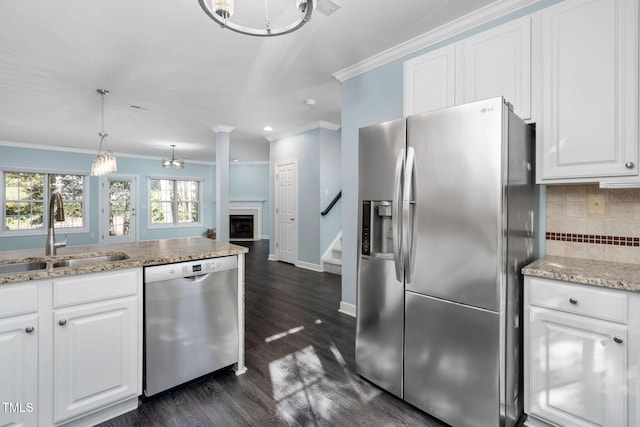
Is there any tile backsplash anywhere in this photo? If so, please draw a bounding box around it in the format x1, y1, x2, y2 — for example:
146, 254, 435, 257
545, 185, 640, 264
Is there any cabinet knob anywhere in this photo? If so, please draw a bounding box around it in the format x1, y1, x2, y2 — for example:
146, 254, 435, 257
614, 336, 624, 344
569, 297, 578, 304
625, 162, 635, 169
25, 326, 35, 333
58, 319, 67, 326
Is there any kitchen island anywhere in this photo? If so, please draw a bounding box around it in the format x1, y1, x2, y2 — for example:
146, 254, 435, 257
0, 237, 248, 427
522, 256, 640, 427
0, 237, 248, 284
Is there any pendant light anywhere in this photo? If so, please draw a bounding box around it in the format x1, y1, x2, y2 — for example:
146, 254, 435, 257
162, 145, 184, 169
90, 89, 117, 176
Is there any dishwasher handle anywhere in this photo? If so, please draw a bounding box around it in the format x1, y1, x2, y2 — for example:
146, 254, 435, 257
182, 273, 212, 283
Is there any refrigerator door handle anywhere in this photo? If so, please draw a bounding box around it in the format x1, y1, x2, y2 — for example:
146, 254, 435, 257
392, 148, 405, 282
403, 146, 416, 283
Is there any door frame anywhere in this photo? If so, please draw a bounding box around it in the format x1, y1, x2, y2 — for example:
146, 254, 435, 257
99, 174, 138, 244
273, 159, 298, 264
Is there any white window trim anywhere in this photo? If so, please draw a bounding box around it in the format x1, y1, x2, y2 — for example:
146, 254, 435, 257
147, 176, 203, 229
0, 167, 90, 236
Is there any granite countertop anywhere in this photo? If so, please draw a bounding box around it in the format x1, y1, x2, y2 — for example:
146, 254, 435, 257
0, 237, 248, 285
522, 256, 640, 292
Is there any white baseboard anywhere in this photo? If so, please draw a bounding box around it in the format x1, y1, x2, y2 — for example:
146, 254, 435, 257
268, 253, 276, 261
339, 301, 356, 317
295, 260, 324, 272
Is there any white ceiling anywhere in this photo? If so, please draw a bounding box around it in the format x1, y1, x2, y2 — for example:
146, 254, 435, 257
0, 0, 498, 163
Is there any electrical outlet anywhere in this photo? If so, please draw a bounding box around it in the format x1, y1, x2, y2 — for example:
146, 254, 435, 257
587, 194, 605, 214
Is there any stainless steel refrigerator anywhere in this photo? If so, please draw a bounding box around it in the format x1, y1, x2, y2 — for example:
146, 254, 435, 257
355, 97, 537, 427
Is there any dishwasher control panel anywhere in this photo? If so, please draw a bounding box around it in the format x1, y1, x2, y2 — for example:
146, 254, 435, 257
144, 256, 238, 283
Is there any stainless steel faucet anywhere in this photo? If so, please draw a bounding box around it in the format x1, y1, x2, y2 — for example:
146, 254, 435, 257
46, 192, 67, 256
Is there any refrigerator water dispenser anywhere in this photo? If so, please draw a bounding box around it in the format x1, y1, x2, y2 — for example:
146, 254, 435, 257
361, 200, 394, 258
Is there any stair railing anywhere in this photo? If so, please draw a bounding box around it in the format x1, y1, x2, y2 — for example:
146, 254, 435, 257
321, 191, 342, 216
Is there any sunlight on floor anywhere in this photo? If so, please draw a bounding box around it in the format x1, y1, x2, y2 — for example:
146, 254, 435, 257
266, 319, 383, 424
264, 325, 305, 343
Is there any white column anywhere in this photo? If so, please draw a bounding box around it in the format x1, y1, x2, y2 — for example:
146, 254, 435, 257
212, 125, 234, 242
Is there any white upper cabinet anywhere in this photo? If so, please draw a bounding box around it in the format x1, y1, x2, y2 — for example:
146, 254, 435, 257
403, 17, 532, 120
456, 17, 532, 120
537, 0, 639, 183
404, 45, 455, 116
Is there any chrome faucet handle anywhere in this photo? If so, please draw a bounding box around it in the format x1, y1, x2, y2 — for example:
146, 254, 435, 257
55, 233, 68, 248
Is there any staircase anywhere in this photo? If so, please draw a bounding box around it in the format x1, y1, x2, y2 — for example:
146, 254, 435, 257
322, 233, 342, 275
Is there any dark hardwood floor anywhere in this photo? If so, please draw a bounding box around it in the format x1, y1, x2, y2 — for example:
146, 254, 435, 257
98, 240, 446, 427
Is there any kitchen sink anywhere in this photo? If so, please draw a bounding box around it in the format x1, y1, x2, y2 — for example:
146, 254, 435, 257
51, 253, 129, 268
0, 261, 48, 275
0, 253, 130, 275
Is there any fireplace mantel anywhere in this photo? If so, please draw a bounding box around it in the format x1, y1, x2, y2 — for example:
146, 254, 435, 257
229, 201, 264, 241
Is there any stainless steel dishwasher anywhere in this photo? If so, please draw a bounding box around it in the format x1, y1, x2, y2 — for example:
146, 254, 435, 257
143, 256, 239, 397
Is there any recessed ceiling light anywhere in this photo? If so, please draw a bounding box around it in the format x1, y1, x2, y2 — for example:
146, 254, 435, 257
264, 126, 273, 132
305, 99, 316, 106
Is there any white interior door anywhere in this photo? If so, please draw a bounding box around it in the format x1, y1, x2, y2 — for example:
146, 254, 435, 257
274, 160, 298, 264
100, 175, 137, 244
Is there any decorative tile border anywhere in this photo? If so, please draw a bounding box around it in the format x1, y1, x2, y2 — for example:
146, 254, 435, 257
546, 232, 640, 247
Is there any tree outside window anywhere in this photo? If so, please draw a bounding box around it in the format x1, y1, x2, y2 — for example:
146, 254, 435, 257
150, 178, 200, 225
4, 172, 85, 231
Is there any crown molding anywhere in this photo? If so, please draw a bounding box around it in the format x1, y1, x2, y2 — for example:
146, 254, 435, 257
229, 160, 270, 165
0, 140, 215, 165
333, 0, 541, 82
265, 120, 341, 142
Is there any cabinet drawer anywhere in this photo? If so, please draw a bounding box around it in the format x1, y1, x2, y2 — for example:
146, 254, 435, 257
53, 269, 139, 308
529, 277, 627, 323
0, 282, 38, 318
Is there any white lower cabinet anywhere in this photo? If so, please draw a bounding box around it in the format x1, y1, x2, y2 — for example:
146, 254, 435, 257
49, 268, 142, 426
0, 281, 39, 427
528, 307, 627, 426
524, 276, 638, 427
0, 314, 38, 427
53, 296, 138, 423
0, 268, 142, 427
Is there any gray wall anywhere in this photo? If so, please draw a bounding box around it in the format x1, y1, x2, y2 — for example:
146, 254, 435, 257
319, 128, 342, 255
270, 127, 342, 266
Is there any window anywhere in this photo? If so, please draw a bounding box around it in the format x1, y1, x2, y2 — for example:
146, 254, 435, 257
149, 178, 200, 225
3, 171, 86, 232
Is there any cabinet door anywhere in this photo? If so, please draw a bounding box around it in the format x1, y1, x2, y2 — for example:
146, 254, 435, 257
538, 0, 638, 181
456, 17, 531, 120
404, 45, 455, 116
0, 315, 38, 427
53, 297, 138, 423
529, 307, 627, 426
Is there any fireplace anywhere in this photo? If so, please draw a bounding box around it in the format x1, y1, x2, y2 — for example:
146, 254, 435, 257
230, 214, 254, 239
228, 201, 263, 241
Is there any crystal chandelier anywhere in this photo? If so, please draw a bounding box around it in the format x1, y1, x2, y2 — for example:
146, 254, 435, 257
162, 145, 184, 169
198, 0, 316, 37
90, 89, 117, 176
